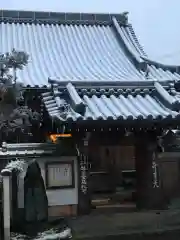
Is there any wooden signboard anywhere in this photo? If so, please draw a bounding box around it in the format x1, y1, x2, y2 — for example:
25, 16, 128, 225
45, 161, 75, 189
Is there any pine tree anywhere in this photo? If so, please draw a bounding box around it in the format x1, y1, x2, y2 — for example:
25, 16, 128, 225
0, 49, 40, 141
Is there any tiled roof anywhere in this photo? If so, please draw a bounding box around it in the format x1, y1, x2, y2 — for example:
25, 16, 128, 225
42, 81, 180, 124
0, 142, 55, 157
144, 58, 180, 81
0, 10, 180, 87
0, 10, 144, 87
120, 23, 180, 80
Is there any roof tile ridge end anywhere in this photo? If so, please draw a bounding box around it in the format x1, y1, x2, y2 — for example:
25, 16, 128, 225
127, 23, 147, 58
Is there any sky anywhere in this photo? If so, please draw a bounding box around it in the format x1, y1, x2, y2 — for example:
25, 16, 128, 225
1, 0, 180, 65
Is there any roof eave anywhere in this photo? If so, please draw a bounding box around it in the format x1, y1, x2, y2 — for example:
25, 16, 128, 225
48, 77, 174, 89
142, 56, 180, 73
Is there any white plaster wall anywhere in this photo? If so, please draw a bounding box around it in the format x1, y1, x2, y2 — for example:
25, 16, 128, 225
17, 162, 28, 208
39, 156, 78, 206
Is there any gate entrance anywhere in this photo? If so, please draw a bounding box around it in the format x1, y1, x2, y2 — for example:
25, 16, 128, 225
89, 144, 136, 213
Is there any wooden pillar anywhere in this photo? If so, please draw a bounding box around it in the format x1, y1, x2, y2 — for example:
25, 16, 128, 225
77, 132, 91, 215
135, 132, 166, 210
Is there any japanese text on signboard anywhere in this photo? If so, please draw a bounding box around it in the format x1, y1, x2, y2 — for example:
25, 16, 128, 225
80, 154, 88, 194
152, 152, 160, 188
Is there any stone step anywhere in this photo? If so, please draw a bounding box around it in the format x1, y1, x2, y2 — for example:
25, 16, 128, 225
91, 198, 111, 206
91, 191, 135, 207
92, 203, 136, 214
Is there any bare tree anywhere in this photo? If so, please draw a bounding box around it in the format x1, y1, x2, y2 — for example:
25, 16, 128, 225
0, 49, 40, 141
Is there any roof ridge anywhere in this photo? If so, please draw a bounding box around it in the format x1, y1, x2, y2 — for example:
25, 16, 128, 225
0, 9, 128, 25
111, 19, 180, 75
0, 9, 129, 15
111, 17, 150, 74
49, 78, 174, 89
112, 17, 143, 65
125, 25, 180, 73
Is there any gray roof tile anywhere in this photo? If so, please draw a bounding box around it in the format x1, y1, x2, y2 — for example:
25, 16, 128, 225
0, 10, 179, 87
42, 82, 180, 123
0, 15, 144, 87
124, 27, 180, 80
0, 142, 55, 157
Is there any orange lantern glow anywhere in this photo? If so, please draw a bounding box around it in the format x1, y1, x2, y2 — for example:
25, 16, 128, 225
49, 133, 72, 143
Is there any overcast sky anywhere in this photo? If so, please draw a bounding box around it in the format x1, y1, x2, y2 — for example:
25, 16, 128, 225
1, 0, 180, 64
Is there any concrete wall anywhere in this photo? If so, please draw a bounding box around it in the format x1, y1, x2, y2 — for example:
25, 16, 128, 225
39, 156, 78, 206
17, 156, 78, 217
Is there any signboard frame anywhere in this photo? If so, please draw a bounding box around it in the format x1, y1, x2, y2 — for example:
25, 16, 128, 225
45, 160, 75, 189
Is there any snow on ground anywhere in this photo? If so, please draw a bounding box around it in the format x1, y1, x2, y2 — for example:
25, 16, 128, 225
11, 227, 72, 240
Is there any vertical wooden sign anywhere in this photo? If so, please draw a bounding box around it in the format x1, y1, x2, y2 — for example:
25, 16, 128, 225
77, 133, 91, 215
77, 153, 91, 214
80, 154, 88, 195
152, 152, 160, 189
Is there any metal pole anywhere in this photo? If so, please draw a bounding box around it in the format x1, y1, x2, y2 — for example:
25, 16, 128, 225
1, 169, 11, 240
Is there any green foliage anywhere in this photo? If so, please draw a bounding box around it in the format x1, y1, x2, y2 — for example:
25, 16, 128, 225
0, 48, 29, 82
0, 49, 40, 138
0, 49, 29, 102
3, 48, 29, 69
